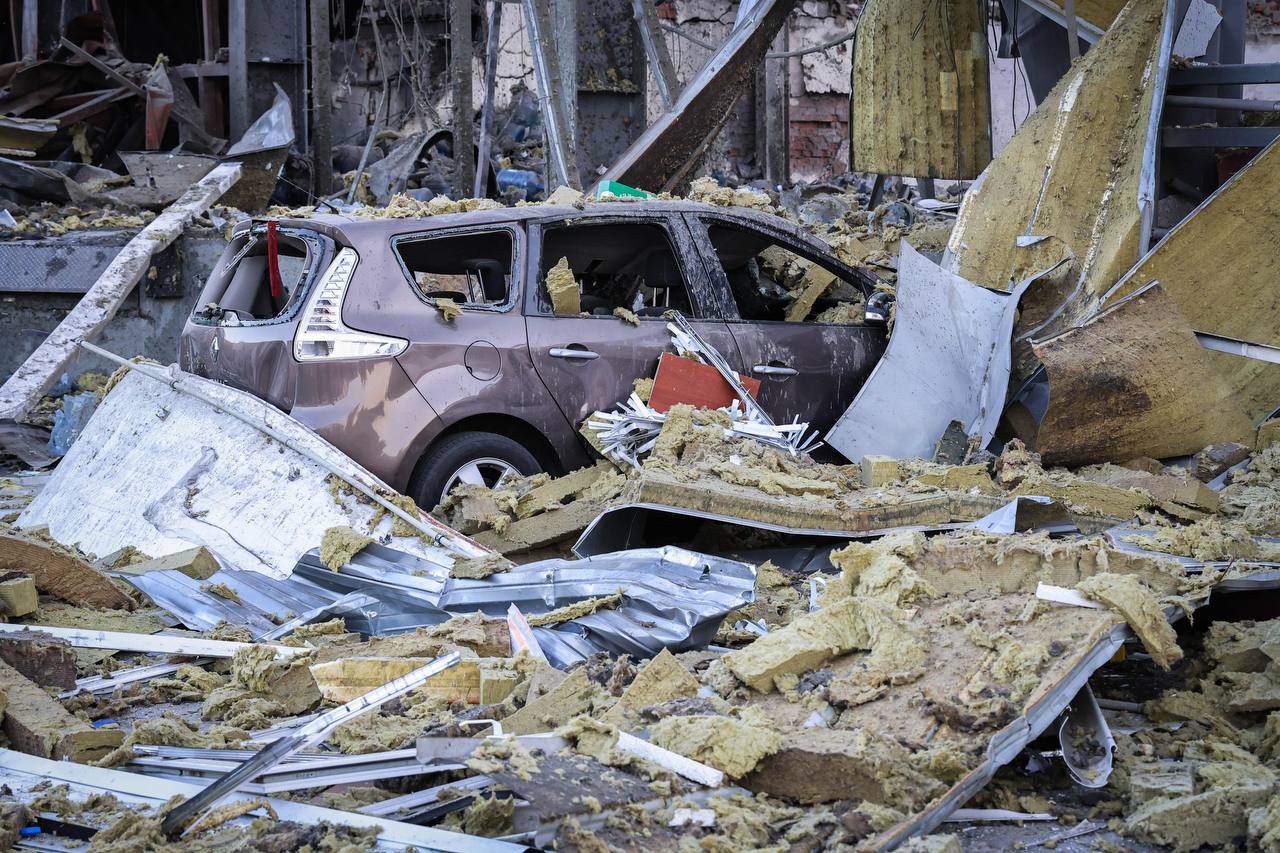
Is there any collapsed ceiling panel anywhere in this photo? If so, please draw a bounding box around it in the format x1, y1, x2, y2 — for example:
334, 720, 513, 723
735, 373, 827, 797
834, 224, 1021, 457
1033, 282, 1254, 467
944, 0, 1169, 339
1101, 136, 1280, 423
850, 0, 992, 180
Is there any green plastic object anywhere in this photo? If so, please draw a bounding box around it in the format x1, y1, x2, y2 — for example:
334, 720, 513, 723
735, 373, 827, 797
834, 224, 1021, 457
595, 180, 652, 199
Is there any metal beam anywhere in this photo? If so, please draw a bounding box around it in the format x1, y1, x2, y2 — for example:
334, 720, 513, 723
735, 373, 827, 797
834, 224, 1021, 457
474, 1, 504, 197
1169, 62, 1280, 86
309, 0, 333, 196
522, 0, 581, 190
451, 0, 476, 197
1161, 125, 1280, 148
200, 0, 226, 138
633, 0, 679, 109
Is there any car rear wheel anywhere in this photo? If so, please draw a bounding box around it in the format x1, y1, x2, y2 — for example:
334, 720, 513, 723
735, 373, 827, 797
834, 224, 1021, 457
410, 431, 543, 510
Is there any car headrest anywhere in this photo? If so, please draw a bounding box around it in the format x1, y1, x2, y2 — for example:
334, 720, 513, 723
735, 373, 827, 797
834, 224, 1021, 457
643, 251, 681, 290
463, 258, 508, 302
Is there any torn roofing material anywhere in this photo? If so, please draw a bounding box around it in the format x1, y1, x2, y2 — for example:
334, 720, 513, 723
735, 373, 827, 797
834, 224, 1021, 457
943, 0, 1170, 341
1099, 134, 1280, 422
1032, 282, 1254, 467
17, 363, 485, 579
826, 241, 1036, 464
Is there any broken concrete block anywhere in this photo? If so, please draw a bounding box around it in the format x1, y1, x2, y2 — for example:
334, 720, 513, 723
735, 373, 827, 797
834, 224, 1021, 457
0, 630, 76, 690
860, 455, 903, 487
0, 659, 122, 761
602, 648, 699, 728
648, 713, 780, 778
502, 668, 607, 735
111, 546, 220, 580
724, 597, 923, 693
0, 574, 37, 617
1192, 443, 1252, 483
1077, 573, 1182, 669
742, 727, 943, 807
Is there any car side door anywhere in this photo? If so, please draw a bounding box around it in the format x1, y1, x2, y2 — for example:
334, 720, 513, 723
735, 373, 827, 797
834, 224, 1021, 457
684, 213, 888, 434
524, 211, 742, 436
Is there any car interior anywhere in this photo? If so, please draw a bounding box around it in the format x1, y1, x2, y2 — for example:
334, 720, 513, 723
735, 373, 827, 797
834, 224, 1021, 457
194, 229, 312, 323
705, 223, 863, 323
538, 222, 693, 317
395, 230, 514, 307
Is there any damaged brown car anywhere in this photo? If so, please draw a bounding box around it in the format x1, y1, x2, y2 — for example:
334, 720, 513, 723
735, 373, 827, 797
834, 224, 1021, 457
180, 201, 886, 508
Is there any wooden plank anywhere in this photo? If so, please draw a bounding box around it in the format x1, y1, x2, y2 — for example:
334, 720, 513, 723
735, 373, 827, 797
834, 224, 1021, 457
1033, 283, 1254, 467
850, 0, 991, 180
0, 529, 134, 610
1100, 136, 1280, 422
0, 163, 240, 422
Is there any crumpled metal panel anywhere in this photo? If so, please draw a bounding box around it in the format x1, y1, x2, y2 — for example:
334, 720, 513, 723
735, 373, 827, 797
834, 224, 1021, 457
136, 545, 756, 669
826, 242, 1040, 463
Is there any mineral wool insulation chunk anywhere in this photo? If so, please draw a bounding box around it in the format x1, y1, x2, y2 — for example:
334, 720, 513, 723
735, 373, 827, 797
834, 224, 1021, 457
1077, 573, 1182, 669
723, 596, 924, 692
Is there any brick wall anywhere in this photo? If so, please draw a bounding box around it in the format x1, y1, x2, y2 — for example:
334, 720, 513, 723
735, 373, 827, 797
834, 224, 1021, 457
789, 93, 849, 181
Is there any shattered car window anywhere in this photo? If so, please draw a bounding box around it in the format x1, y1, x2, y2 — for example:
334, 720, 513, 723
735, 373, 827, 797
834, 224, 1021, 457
704, 222, 865, 324
537, 221, 693, 318
394, 229, 515, 308
192, 229, 313, 323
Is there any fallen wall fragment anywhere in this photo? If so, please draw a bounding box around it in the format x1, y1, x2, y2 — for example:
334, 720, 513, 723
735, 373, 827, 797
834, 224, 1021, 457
0, 163, 241, 424
1100, 135, 1280, 422
18, 362, 487, 578
1032, 283, 1254, 466
943, 0, 1169, 341
851, 0, 991, 180
826, 242, 1040, 463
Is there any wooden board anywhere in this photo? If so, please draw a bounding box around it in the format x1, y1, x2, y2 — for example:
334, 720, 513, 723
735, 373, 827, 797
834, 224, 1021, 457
1033, 283, 1254, 467
1100, 136, 1280, 422
851, 0, 991, 180
648, 353, 761, 414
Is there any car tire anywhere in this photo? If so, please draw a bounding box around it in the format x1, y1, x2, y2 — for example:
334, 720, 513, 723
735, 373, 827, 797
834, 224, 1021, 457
409, 431, 543, 510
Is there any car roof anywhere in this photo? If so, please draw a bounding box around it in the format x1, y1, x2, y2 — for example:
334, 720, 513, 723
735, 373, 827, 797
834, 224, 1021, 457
267, 200, 839, 256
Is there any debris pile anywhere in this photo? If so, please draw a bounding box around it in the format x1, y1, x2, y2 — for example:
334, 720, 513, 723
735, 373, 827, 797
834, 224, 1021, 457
2, 0, 1280, 850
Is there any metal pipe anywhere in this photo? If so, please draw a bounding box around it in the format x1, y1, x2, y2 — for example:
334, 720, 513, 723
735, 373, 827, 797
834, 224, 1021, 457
75, 340, 486, 556
521, 0, 580, 190
1165, 94, 1280, 111
474, 0, 504, 197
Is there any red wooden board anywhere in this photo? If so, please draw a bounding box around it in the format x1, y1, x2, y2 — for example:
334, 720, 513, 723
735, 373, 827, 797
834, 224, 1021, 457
648, 353, 762, 413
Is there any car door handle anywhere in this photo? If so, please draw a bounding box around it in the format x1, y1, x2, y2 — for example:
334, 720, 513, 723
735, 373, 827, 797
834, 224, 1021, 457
550, 347, 600, 360
752, 364, 797, 377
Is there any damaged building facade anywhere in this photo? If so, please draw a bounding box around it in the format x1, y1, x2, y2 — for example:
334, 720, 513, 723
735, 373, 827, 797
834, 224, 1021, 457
0, 0, 1279, 851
